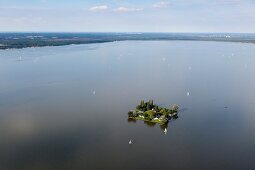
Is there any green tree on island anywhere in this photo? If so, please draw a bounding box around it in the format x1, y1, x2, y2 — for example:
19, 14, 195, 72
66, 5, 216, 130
128, 100, 179, 125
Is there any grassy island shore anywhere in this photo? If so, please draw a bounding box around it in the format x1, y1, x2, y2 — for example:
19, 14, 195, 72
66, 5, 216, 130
128, 100, 179, 125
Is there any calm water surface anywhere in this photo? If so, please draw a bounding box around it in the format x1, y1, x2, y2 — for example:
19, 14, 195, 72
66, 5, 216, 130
0, 41, 255, 170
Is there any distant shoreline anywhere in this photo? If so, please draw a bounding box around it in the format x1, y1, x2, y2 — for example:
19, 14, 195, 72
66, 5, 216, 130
1, 32, 255, 50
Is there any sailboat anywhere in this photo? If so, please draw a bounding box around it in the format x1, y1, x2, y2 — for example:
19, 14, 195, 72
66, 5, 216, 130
129, 140, 132, 145
164, 128, 167, 134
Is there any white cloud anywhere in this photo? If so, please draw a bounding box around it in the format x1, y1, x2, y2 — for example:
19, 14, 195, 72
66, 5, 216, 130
152, 1, 170, 8
113, 7, 143, 12
89, 5, 108, 12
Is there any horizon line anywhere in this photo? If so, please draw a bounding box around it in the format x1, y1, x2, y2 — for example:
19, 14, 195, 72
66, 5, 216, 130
0, 31, 255, 34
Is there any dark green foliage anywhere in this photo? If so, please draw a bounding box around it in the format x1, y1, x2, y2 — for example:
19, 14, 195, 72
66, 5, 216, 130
145, 110, 156, 120
129, 99, 179, 124
156, 112, 162, 117
154, 106, 159, 112
128, 111, 133, 117
146, 104, 151, 111
133, 112, 138, 117
136, 99, 155, 112
148, 100, 154, 107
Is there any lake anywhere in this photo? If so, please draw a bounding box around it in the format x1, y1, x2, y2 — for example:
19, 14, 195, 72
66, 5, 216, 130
0, 41, 255, 170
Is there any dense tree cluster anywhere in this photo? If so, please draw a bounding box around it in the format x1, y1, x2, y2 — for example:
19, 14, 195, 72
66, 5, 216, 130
128, 100, 179, 124
136, 100, 154, 111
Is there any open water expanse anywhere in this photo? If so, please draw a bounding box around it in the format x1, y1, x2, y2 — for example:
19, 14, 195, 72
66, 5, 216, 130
0, 41, 255, 169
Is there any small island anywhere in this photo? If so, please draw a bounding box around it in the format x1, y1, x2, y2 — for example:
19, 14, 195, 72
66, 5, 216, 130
128, 100, 179, 125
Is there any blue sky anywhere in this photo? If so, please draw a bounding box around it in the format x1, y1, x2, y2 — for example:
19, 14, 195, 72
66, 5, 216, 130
0, 0, 255, 32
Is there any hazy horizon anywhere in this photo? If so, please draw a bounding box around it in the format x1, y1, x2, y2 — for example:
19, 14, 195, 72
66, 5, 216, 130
1, 32, 255, 34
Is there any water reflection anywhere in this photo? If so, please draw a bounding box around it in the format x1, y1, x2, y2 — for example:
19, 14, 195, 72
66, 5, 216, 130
127, 117, 179, 132
159, 123, 168, 130
143, 121, 156, 127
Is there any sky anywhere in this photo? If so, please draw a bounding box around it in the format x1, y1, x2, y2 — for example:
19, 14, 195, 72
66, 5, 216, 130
0, 0, 255, 33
